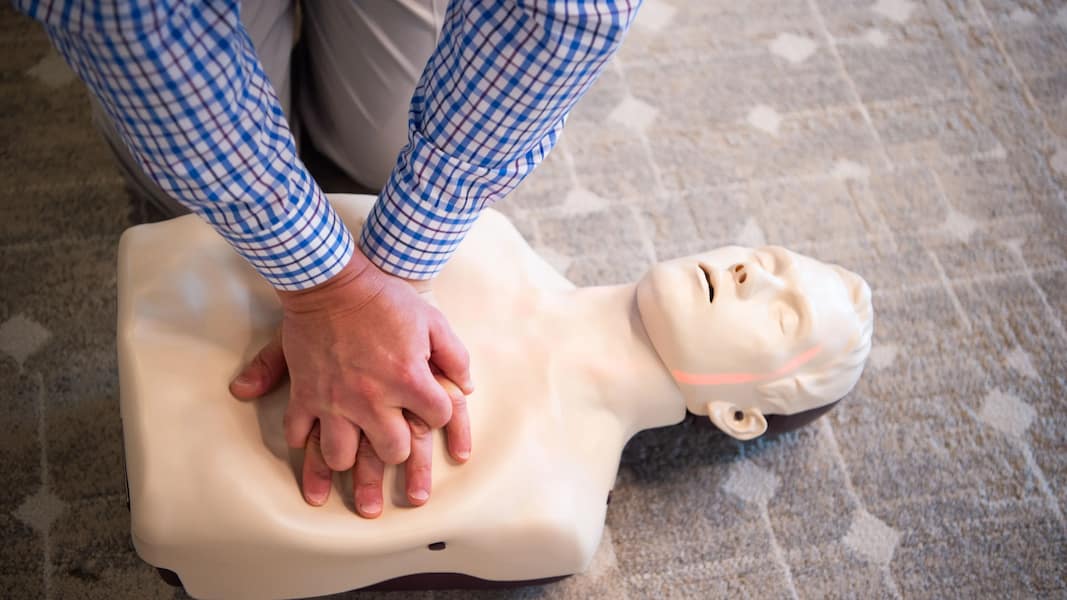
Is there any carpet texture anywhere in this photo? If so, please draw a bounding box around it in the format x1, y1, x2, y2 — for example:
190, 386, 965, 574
2, 0, 1066, 598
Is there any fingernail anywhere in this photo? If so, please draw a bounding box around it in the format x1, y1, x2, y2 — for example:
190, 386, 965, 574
359, 499, 381, 515
234, 374, 255, 386
306, 492, 327, 506
410, 489, 429, 502
456, 449, 470, 461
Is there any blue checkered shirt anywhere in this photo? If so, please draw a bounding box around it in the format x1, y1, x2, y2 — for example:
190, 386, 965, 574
17, 0, 640, 290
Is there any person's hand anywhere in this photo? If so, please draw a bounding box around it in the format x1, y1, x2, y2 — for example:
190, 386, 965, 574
229, 250, 472, 516
295, 371, 469, 517
230, 332, 470, 516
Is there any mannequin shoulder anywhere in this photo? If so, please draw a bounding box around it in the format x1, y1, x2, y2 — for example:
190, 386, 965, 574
452, 209, 575, 293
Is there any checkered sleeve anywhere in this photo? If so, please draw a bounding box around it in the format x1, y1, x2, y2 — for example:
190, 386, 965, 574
15, 0, 353, 291
361, 0, 642, 279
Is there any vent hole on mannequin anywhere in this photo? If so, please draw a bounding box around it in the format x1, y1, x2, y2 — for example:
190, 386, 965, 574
428, 542, 447, 551
738, 272, 747, 283
734, 410, 744, 421
734, 265, 743, 272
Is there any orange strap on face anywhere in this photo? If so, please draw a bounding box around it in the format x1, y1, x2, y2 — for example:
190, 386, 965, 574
671, 344, 823, 386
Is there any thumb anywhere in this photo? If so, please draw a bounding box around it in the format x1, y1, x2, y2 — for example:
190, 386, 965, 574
230, 329, 287, 399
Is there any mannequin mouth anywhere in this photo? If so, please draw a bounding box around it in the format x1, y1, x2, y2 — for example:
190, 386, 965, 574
699, 264, 715, 303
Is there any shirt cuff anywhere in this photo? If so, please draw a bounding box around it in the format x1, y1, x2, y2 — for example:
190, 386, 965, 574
219, 187, 355, 291
359, 137, 491, 279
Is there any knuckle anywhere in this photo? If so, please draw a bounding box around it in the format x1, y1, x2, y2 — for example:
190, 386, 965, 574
427, 386, 450, 407
397, 363, 423, 388
426, 394, 453, 428
365, 405, 394, 429
325, 392, 345, 415
379, 439, 408, 463
424, 411, 450, 430
350, 376, 379, 401
384, 428, 408, 450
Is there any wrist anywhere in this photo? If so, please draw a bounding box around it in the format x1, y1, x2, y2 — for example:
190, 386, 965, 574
401, 276, 433, 294
277, 250, 382, 316
356, 235, 435, 294
277, 248, 436, 315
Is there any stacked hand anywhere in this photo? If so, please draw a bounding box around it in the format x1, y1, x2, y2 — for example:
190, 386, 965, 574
229, 250, 473, 518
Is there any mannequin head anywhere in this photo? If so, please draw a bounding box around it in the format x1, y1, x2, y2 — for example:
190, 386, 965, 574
636, 246, 873, 440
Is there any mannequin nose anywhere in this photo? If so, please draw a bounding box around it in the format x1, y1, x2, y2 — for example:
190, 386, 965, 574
730, 263, 749, 285
730, 262, 777, 297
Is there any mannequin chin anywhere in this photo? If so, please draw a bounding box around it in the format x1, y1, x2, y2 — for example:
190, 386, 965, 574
117, 194, 873, 598
636, 246, 873, 439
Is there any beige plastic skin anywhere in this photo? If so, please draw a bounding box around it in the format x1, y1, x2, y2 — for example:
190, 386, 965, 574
117, 194, 872, 599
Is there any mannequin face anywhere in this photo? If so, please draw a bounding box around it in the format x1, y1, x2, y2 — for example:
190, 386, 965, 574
636, 246, 867, 438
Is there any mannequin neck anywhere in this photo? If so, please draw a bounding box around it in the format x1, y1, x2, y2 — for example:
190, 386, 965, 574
538, 283, 687, 438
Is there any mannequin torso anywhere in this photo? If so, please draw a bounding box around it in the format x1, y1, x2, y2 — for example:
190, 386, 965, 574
119, 195, 687, 599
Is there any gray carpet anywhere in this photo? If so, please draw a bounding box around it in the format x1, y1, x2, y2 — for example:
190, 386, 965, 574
2, 0, 1066, 598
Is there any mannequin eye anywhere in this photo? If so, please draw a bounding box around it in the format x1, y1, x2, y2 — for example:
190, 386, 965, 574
756, 251, 776, 273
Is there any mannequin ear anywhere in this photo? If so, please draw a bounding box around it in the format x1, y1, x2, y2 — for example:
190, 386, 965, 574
706, 401, 768, 441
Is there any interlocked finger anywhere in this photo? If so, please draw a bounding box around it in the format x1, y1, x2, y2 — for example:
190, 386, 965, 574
301, 422, 333, 506
398, 363, 454, 430
319, 415, 360, 472
404, 411, 434, 506
434, 373, 471, 463
359, 410, 412, 465
353, 435, 385, 518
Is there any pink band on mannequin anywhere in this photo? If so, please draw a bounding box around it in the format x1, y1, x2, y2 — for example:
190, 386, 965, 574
671, 344, 824, 386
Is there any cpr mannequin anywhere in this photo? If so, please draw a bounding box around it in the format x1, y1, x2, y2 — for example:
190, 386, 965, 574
117, 194, 873, 600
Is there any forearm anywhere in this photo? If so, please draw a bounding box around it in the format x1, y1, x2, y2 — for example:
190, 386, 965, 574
16, 0, 353, 291
362, 0, 642, 279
